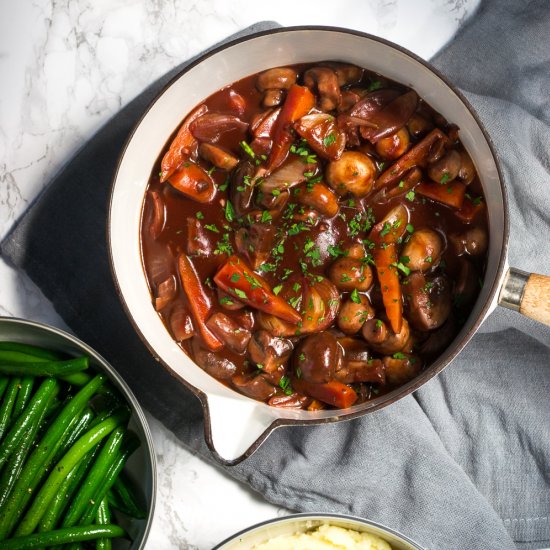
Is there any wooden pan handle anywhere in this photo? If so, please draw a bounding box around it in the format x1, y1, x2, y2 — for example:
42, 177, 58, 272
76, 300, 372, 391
500, 268, 550, 325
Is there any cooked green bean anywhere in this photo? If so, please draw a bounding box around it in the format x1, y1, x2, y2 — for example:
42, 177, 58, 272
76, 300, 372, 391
0, 388, 55, 510
0, 342, 61, 360
95, 497, 112, 550
0, 376, 9, 401
10, 376, 34, 423
14, 409, 129, 537
0, 378, 21, 443
79, 432, 140, 526
106, 489, 134, 517
0, 524, 126, 549
0, 373, 107, 539
0, 378, 60, 469
38, 446, 101, 533
62, 427, 125, 528
51, 407, 95, 466
111, 473, 146, 519
0, 356, 88, 377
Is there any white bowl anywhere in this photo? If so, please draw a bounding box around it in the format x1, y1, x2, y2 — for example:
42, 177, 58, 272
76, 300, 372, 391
109, 26, 507, 464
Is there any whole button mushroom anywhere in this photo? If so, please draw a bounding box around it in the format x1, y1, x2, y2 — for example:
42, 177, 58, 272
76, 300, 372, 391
375, 127, 411, 161
293, 332, 343, 384
256, 67, 297, 91
337, 293, 375, 335
401, 228, 444, 272
362, 318, 410, 355
326, 151, 376, 197
427, 149, 462, 184
328, 257, 374, 292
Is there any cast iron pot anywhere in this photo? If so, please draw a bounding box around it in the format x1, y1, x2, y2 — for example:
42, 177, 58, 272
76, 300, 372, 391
108, 26, 550, 464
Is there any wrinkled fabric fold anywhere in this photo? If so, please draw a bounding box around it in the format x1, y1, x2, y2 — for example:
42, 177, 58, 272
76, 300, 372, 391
2, 2, 550, 548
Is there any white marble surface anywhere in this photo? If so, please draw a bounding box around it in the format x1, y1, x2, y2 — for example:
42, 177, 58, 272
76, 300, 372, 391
0, 1, 480, 548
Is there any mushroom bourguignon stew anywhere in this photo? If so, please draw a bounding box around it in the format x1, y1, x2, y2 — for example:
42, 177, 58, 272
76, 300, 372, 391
141, 62, 488, 410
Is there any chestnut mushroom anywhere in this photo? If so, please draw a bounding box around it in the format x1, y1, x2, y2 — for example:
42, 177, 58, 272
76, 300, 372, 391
337, 294, 374, 335
375, 127, 411, 161
230, 160, 256, 216
303, 67, 342, 112
256, 67, 297, 91
401, 228, 444, 272
205, 312, 251, 353
328, 257, 373, 292
383, 354, 422, 386
406, 112, 433, 138
192, 339, 236, 380
449, 227, 488, 257
263, 89, 284, 107
404, 272, 451, 331
362, 318, 410, 355
293, 182, 340, 218
457, 148, 476, 185
326, 151, 376, 197
231, 373, 278, 401
343, 242, 366, 259
248, 330, 293, 373
292, 331, 343, 383
234, 223, 277, 270
427, 149, 462, 184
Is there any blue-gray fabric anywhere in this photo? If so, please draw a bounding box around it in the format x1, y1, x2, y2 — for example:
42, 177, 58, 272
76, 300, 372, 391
2, 2, 550, 548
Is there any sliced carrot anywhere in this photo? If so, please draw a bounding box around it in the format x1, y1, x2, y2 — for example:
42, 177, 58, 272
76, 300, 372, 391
267, 85, 315, 171
214, 256, 301, 324
416, 180, 466, 209
455, 195, 485, 223
160, 104, 208, 182
292, 378, 358, 409
177, 254, 223, 351
167, 161, 216, 203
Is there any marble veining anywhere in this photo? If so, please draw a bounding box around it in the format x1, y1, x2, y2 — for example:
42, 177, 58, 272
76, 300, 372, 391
0, 1, 479, 547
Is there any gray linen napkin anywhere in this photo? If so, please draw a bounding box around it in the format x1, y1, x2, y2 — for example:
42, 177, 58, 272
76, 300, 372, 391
2, 2, 550, 548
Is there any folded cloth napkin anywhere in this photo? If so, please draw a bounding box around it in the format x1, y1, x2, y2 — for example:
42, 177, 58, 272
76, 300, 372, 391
2, 1, 550, 547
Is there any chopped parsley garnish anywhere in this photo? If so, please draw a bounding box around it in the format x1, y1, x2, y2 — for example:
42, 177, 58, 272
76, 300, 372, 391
204, 224, 219, 233
440, 173, 451, 184
278, 375, 293, 395
225, 200, 236, 222
240, 140, 256, 159
391, 261, 411, 276
196, 211, 204, 220
406, 223, 414, 234
367, 80, 382, 91
350, 289, 361, 304
405, 190, 415, 202
219, 296, 234, 306
425, 255, 433, 263
271, 189, 281, 196
293, 282, 301, 292
273, 284, 283, 295
299, 353, 305, 361
230, 273, 241, 283
233, 288, 248, 300
327, 245, 347, 258
288, 295, 301, 309
380, 222, 392, 237
323, 133, 336, 147
259, 263, 277, 273
398, 180, 405, 188
392, 352, 407, 360
260, 210, 272, 223
207, 166, 216, 176
375, 319, 383, 329
214, 233, 233, 256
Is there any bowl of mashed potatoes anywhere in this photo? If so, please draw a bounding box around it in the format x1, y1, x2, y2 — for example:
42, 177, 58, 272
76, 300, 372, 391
213, 514, 424, 549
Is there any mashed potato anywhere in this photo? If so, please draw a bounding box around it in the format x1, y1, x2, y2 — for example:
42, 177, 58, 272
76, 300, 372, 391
253, 523, 393, 550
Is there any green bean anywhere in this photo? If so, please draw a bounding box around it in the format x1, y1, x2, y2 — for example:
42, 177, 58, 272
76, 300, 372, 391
0, 374, 107, 539
0, 524, 126, 549
0, 378, 21, 443
0, 378, 60, 469
0, 342, 61, 360
60, 371, 92, 386
0, 376, 9, 400
14, 409, 129, 537
10, 376, 34, 423
79, 432, 140, 526
39, 446, 101, 533
50, 407, 95, 466
95, 497, 112, 550
62, 427, 125, 528
111, 473, 146, 519
0, 387, 56, 510
106, 489, 134, 516
0, 356, 88, 377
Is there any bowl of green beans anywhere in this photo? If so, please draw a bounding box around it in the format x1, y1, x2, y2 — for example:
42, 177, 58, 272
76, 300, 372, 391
0, 316, 156, 549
